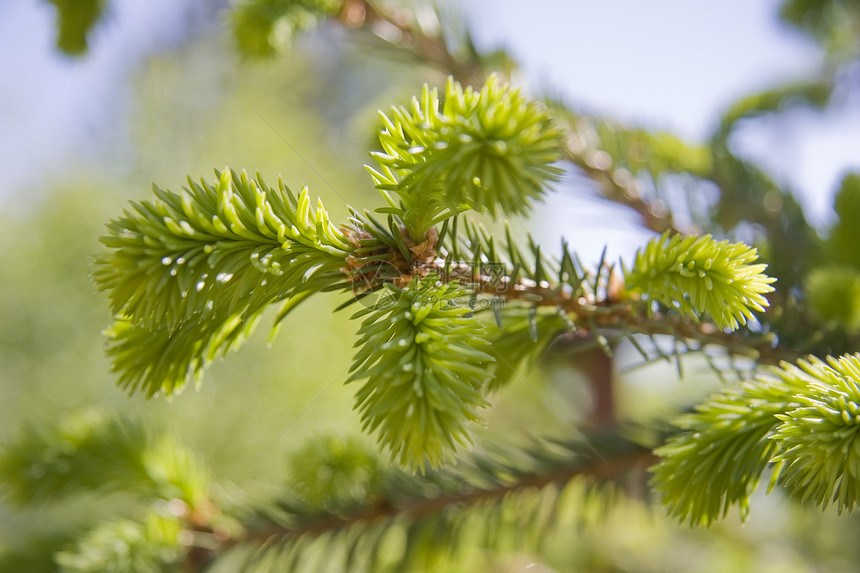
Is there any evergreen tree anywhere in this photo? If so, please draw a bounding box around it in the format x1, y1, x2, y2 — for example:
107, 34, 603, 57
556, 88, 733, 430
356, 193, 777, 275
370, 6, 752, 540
4, 0, 860, 570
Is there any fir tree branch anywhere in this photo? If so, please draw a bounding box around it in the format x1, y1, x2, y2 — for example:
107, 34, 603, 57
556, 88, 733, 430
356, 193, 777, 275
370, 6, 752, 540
94, 168, 351, 396
335, 0, 491, 86
94, 168, 350, 331
347, 275, 493, 469
214, 434, 654, 571
368, 75, 563, 238
0, 410, 209, 509
624, 232, 776, 330
654, 353, 860, 525
560, 127, 690, 235
350, 222, 784, 372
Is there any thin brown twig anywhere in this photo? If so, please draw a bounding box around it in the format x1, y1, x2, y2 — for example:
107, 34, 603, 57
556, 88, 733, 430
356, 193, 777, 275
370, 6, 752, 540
338, 0, 485, 86
235, 449, 655, 547
561, 143, 692, 236
411, 260, 795, 366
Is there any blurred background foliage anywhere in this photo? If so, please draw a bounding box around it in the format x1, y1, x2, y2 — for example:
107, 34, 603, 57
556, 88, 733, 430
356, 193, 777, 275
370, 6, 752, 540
1, 0, 860, 571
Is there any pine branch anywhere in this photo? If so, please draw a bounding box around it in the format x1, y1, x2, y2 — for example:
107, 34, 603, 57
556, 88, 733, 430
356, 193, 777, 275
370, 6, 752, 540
94, 169, 350, 330
0, 410, 209, 509
554, 108, 705, 236
368, 75, 563, 238
335, 0, 491, 87
347, 275, 493, 469
654, 353, 860, 525
215, 434, 654, 572
624, 232, 776, 330
94, 169, 351, 396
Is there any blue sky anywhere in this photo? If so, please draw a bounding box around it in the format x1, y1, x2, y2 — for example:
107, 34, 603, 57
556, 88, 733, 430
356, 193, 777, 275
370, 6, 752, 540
462, 0, 860, 258
1, 0, 857, 259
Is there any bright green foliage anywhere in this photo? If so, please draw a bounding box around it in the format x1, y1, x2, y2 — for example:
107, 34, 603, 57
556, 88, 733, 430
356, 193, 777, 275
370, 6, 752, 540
652, 368, 802, 526
43, 0, 108, 56
348, 276, 494, 470
287, 434, 383, 511
231, 0, 344, 57
369, 75, 563, 237
54, 513, 183, 573
94, 169, 350, 396
624, 232, 776, 330
104, 311, 264, 397
771, 354, 860, 513
89, 77, 781, 479
0, 412, 215, 573
0, 410, 209, 508
94, 169, 349, 329
13, 0, 860, 569
655, 354, 860, 525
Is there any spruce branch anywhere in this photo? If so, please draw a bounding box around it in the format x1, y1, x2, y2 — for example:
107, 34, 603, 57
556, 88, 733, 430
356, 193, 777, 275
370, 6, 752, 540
369, 75, 563, 236
624, 232, 776, 330
347, 275, 494, 470
651, 369, 800, 526
216, 433, 653, 572
29, 0, 860, 566
556, 110, 704, 236
0, 410, 209, 509
93, 77, 782, 484
654, 354, 860, 525
94, 168, 350, 396
54, 513, 184, 573
0, 416, 653, 572
771, 354, 860, 513
425, 221, 782, 373
0, 412, 233, 573
104, 311, 263, 397
94, 168, 350, 330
